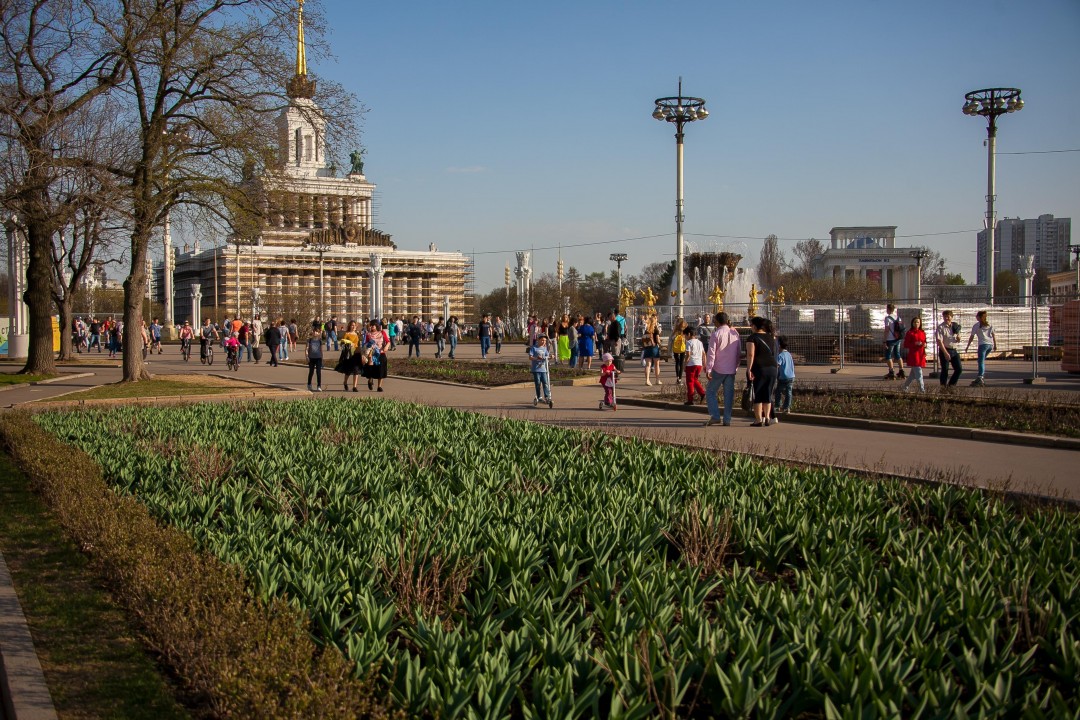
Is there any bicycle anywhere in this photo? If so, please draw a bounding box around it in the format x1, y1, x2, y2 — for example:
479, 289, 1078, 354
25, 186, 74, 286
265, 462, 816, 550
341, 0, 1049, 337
200, 341, 214, 366
226, 347, 240, 371
181, 338, 192, 362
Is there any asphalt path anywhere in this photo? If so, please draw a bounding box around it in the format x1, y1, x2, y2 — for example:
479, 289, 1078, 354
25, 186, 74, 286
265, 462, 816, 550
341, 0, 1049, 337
3, 341, 1078, 501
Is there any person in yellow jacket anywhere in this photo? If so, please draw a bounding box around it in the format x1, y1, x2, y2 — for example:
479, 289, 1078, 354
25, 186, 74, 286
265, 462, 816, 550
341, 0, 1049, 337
669, 317, 688, 385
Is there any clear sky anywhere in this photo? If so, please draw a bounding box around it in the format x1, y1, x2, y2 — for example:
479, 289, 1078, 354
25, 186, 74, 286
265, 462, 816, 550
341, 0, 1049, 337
310, 0, 1080, 294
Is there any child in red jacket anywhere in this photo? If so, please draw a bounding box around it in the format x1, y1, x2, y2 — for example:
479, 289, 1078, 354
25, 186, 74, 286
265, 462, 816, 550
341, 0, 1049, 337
598, 352, 620, 410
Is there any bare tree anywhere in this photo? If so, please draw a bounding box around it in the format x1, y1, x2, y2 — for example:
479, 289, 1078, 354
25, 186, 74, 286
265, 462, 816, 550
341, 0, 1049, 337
914, 248, 948, 285
50, 98, 128, 359
88, 0, 360, 382
0, 0, 125, 374
757, 234, 784, 289
790, 238, 825, 280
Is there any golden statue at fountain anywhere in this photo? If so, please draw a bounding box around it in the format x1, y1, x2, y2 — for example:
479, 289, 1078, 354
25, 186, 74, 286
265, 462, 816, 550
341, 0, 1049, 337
619, 286, 636, 313
748, 283, 761, 318
640, 286, 658, 309
708, 284, 726, 312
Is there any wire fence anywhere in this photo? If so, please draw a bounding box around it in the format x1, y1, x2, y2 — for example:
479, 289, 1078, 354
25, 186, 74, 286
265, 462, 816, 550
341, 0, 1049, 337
620, 295, 1080, 368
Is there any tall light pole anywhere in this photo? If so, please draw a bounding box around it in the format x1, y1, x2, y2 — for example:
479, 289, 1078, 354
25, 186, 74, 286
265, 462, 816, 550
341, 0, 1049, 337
1070, 245, 1080, 299
654, 79, 708, 319
504, 263, 511, 323
910, 248, 930, 304
610, 253, 628, 308
306, 239, 332, 320
963, 87, 1023, 305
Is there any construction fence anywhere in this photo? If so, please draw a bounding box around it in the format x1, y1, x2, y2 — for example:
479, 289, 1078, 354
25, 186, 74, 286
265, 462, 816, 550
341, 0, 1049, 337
621, 295, 1080, 370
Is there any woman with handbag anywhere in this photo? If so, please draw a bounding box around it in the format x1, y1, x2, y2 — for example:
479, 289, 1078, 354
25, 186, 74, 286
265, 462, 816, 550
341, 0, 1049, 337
336, 320, 363, 392
641, 314, 662, 386
745, 316, 778, 426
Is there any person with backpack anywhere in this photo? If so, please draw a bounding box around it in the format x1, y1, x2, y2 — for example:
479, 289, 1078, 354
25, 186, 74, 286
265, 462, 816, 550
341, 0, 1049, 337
883, 304, 906, 380
304, 321, 324, 392
935, 309, 963, 388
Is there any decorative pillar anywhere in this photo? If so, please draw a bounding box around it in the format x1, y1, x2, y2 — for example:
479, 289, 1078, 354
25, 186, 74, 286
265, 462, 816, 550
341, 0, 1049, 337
368, 253, 385, 319
162, 214, 176, 339
191, 283, 203, 328
4, 216, 30, 358
1019, 255, 1035, 307
514, 251, 532, 333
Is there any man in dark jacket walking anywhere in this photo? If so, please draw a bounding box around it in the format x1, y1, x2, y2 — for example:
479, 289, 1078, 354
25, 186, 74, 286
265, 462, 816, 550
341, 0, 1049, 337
265, 322, 282, 367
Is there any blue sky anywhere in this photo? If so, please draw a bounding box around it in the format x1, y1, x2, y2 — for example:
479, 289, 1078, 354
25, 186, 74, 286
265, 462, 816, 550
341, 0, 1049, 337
310, 0, 1080, 294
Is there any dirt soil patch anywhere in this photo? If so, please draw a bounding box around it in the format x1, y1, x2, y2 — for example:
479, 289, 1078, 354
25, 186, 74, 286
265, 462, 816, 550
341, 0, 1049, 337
650, 383, 1080, 438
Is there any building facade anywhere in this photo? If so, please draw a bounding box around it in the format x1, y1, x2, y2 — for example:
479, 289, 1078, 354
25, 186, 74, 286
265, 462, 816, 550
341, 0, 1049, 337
810, 226, 921, 298
976, 214, 1072, 284
156, 6, 472, 327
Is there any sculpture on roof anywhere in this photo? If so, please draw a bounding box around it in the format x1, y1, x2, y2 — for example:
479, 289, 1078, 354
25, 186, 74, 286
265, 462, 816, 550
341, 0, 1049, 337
349, 148, 365, 175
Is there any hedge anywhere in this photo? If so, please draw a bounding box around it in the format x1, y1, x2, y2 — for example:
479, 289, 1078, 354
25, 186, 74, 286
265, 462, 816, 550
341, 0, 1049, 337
0, 412, 398, 719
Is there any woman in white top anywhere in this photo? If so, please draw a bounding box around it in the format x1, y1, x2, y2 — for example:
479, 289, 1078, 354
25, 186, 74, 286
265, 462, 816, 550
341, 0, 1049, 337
964, 310, 997, 387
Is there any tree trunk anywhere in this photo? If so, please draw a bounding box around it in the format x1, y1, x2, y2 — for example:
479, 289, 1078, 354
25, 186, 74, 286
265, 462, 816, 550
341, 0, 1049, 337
56, 297, 74, 361
20, 220, 57, 375
121, 225, 152, 382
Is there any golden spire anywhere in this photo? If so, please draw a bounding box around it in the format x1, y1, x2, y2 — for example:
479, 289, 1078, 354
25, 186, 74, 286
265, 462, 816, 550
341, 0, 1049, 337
296, 0, 307, 77
286, 0, 315, 99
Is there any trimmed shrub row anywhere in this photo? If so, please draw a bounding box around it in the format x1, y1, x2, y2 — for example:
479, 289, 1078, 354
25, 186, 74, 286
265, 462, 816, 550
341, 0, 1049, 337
0, 412, 397, 719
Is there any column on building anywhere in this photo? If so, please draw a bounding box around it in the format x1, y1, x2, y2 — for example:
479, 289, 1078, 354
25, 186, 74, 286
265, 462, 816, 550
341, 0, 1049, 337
368, 253, 384, 320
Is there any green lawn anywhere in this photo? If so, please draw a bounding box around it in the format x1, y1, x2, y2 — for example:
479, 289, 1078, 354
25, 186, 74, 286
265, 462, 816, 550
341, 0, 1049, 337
0, 373, 50, 385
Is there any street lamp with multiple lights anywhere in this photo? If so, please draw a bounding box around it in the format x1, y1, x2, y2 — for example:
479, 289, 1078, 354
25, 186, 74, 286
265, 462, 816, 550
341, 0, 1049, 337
305, 239, 332, 320
962, 87, 1023, 305
909, 248, 931, 304
609, 253, 628, 309
653, 79, 707, 318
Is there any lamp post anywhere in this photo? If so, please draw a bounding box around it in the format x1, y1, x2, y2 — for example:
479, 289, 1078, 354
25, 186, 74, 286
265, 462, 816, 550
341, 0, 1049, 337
653, 79, 708, 319
306, 239, 332, 320
504, 263, 511, 323
610, 253, 628, 309
1070, 245, 1080, 299
963, 87, 1023, 305
910, 248, 930, 304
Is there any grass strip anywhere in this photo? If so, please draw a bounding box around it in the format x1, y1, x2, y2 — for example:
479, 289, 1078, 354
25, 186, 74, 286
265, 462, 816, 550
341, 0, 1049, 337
389, 357, 589, 386
0, 454, 190, 720
0, 374, 51, 386
0, 412, 398, 720
60, 379, 243, 401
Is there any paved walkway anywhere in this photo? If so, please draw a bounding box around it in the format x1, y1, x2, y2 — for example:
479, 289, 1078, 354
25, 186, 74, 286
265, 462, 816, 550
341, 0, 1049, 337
2, 343, 1078, 501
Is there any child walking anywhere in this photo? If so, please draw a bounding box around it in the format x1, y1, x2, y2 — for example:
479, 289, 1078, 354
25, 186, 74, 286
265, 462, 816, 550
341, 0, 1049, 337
772, 335, 795, 420
529, 336, 554, 408
598, 352, 620, 410
682, 327, 706, 405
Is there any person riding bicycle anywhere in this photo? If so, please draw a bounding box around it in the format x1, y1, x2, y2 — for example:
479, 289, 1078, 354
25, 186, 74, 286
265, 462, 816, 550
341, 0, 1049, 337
224, 331, 241, 367
179, 320, 195, 358
199, 318, 219, 360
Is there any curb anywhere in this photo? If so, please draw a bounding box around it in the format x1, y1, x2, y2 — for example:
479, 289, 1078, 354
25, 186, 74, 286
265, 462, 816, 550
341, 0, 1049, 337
619, 397, 1080, 452
0, 549, 59, 720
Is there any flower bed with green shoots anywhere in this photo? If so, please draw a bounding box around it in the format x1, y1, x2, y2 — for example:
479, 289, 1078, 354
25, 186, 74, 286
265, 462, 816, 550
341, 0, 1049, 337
34, 399, 1079, 718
